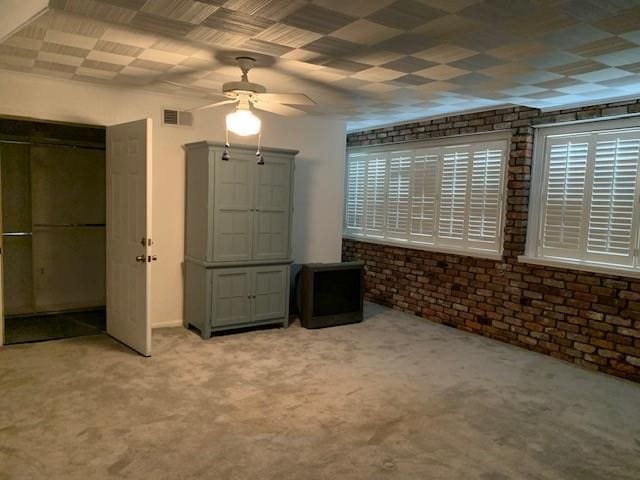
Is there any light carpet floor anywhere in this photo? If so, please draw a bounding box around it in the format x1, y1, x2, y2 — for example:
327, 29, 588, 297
1, 303, 639, 480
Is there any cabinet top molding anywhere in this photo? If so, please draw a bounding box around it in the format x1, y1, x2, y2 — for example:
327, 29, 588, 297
184, 141, 299, 156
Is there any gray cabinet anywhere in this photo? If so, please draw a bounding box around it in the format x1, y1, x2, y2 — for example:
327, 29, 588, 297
183, 142, 296, 338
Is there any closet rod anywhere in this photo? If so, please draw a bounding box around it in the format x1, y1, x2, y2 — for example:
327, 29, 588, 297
2, 232, 32, 236
0, 139, 105, 150
33, 223, 106, 227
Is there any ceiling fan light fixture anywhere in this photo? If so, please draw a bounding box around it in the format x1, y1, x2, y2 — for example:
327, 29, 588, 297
226, 108, 261, 136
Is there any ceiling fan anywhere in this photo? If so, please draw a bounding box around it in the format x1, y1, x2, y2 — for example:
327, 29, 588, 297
163, 56, 316, 163
163, 56, 315, 134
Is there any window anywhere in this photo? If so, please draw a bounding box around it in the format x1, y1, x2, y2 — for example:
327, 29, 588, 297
344, 133, 509, 258
524, 118, 640, 275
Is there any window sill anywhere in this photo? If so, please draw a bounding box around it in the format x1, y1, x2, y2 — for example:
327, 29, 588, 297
518, 255, 640, 279
342, 234, 504, 261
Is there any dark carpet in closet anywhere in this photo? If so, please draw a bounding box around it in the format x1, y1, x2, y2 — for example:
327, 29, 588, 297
4, 308, 106, 344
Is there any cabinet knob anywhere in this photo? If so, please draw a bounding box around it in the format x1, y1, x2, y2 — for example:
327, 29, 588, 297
136, 255, 146, 263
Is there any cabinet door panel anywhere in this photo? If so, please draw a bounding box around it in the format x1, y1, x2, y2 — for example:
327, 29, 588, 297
212, 269, 251, 327
254, 210, 288, 259
253, 158, 291, 259
214, 153, 253, 262
253, 266, 287, 322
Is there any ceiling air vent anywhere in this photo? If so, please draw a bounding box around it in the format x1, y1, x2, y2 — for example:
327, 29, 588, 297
162, 108, 193, 127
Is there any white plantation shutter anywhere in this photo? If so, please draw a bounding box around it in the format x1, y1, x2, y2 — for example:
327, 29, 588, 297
386, 151, 411, 239
530, 122, 640, 273
410, 150, 439, 242
587, 133, 640, 264
439, 150, 469, 241
344, 134, 508, 257
364, 152, 388, 237
345, 152, 366, 233
541, 139, 589, 256
469, 146, 503, 247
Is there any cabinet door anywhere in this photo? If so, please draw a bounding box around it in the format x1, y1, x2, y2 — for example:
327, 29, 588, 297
252, 266, 287, 322
253, 157, 291, 260
212, 268, 252, 327
213, 152, 254, 262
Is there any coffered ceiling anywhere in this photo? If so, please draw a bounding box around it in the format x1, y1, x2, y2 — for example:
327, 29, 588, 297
2, 0, 640, 130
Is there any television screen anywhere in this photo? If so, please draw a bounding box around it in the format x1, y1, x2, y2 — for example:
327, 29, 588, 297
313, 268, 361, 316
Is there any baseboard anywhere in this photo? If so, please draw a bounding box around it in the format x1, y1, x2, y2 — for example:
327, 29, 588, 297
152, 320, 183, 329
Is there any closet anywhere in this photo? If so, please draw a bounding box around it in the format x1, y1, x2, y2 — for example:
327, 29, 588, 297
1, 118, 106, 343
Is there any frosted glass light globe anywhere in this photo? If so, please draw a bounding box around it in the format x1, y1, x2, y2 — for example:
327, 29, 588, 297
226, 109, 261, 136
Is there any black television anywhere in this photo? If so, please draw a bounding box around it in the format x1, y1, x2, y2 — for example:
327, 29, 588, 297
297, 262, 364, 329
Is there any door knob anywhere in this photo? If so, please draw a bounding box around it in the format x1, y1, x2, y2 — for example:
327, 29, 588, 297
136, 255, 146, 262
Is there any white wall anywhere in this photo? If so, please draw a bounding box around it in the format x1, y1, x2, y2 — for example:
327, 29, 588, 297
0, 0, 47, 42
0, 70, 346, 327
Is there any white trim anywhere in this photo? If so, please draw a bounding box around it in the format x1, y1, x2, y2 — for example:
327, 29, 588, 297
344, 234, 504, 260
152, 320, 183, 329
518, 255, 640, 279
526, 116, 640, 270
344, 131, 510, 258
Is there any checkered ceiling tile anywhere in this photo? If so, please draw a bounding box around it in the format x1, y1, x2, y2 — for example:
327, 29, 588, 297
2, 0, 640, 130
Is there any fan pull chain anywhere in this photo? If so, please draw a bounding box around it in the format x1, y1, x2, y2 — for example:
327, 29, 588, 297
222, 128, 230, 161
256, 132, 264, 165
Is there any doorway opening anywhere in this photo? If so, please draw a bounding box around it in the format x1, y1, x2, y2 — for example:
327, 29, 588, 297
0, 117, 106, 344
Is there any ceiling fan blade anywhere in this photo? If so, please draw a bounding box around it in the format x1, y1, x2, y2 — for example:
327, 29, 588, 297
160, 80, 231, 99
251, 101, 306, 117
188, 98, 239, 111
253, 93, 316, 105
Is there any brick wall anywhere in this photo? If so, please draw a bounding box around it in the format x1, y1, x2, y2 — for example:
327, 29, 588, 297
343, 100, 640, 383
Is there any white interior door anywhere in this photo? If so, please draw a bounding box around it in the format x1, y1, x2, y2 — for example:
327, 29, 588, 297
106, 119, 152, 356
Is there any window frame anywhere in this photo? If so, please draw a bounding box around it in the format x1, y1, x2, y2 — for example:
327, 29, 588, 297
522, 116, 640, 277
343, 131, 511, 260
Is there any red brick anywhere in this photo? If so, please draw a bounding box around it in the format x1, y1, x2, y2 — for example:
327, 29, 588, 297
344, 101, 640, 384
598, 349, 622, 359
575, 342, 596, 353
617, 327, 640, 338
